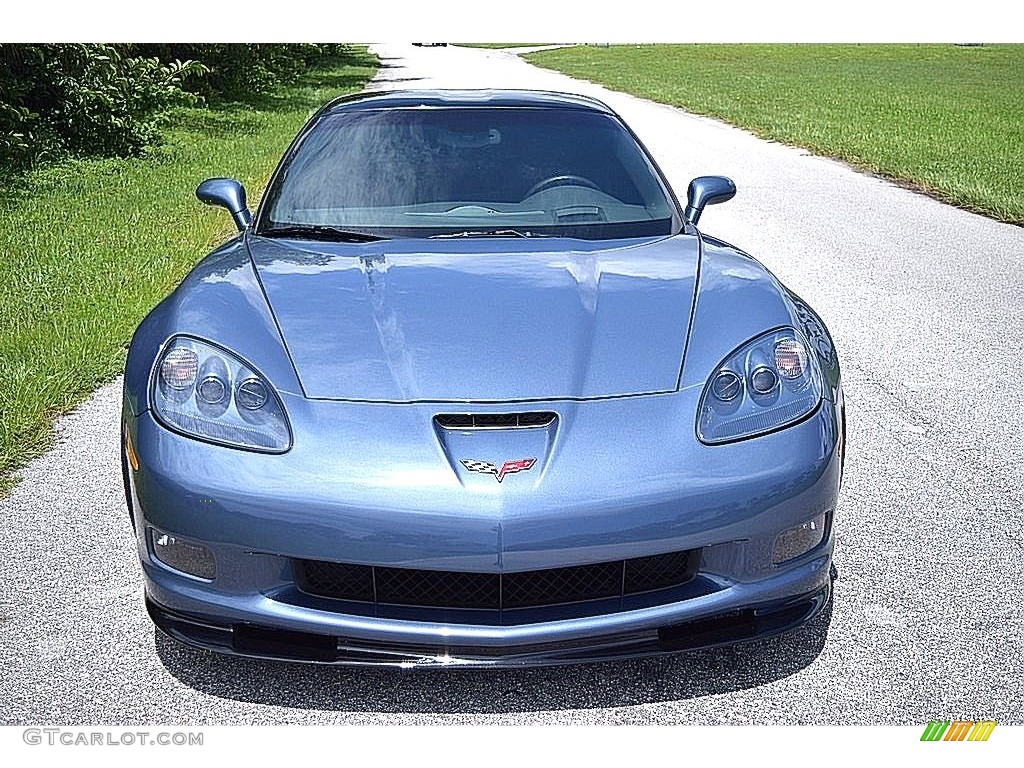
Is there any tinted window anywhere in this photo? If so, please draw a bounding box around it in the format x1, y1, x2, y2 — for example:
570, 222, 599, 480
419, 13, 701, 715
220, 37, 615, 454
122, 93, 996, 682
259, 107, 677, 240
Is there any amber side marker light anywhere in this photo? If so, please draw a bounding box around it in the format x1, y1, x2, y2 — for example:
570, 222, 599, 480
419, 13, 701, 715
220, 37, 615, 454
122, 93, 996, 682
125, 425, 140, 472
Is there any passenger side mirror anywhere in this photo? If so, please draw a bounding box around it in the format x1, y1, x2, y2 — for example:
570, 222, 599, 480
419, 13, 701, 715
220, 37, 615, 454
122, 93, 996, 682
684, 176, 736, 226
196, 178, 252, 231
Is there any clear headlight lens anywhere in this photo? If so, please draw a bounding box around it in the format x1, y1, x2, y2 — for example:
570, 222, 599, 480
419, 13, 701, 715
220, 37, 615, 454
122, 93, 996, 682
152, 337, 291, 452
774, 337, 809, 379
160, 347, 199, 390
698, 328, 823, 444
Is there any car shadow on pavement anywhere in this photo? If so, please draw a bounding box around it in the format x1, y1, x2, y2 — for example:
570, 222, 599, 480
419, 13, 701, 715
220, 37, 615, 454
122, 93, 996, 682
154, 600, 833, 714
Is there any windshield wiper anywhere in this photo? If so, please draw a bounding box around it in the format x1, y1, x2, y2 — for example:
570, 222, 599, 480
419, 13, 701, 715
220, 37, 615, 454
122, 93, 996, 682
430, 229, 551, 239
259, 225, 388, 242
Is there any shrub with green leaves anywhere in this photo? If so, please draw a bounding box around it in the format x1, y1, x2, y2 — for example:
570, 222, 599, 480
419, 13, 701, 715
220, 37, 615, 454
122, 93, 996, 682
0, 44, 364, 175
131, 44, 358, 100
0, 44, 204, 172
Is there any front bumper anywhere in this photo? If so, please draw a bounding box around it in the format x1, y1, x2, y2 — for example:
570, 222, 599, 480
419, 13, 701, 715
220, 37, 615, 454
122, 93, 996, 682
147, 581, 832, 668
127, 393, 842, 667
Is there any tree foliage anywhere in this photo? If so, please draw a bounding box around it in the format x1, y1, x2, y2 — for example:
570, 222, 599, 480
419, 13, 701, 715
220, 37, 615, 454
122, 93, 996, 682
0, 44, 358, 174
129, 44, 355, 100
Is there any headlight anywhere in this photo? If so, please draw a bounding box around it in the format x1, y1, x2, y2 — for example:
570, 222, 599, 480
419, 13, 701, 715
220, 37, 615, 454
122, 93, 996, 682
697, 328, 823, 444
151, 336, 291, 452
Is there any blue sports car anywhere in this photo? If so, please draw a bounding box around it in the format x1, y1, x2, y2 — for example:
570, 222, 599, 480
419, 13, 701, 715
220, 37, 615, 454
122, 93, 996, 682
122, 89, 845, 667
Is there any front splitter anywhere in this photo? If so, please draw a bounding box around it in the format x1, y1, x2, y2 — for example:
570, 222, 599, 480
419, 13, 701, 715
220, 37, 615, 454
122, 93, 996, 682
147, 582, 831, 669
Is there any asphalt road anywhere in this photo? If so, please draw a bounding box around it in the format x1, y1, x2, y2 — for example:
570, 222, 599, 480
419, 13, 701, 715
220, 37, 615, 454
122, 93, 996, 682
2, 44, 1022, 725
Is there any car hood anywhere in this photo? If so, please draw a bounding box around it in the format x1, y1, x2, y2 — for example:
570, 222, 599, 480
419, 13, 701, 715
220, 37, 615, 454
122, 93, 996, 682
247, 234, 699, 402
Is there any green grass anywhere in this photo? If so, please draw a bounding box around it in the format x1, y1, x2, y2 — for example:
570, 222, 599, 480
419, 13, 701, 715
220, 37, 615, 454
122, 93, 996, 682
0, 50, 378, 495
527, 44, 1024, 223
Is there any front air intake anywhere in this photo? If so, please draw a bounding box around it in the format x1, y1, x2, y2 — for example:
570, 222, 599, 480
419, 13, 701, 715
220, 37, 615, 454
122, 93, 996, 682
295, 549, 702, 613
434, 412, 557, 429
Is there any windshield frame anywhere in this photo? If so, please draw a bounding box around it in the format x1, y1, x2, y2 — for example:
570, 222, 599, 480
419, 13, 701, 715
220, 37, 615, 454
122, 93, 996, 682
251, 101, 688, 241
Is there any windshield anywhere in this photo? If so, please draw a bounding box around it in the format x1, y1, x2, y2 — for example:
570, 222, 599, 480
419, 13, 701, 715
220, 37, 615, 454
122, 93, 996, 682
257, 106, 679, 240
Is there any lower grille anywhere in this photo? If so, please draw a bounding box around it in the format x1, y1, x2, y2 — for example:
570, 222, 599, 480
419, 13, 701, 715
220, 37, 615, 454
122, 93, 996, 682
377, 567, 498, 609
503, 560, 622, 608
294, 549, 700, 611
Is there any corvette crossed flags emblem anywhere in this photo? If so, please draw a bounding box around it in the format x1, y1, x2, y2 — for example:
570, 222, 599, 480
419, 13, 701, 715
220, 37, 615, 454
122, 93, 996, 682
460, 457, 536, 483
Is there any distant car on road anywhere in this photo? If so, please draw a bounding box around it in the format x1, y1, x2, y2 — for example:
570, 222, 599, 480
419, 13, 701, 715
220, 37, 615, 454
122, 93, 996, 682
122, 89, 845, 667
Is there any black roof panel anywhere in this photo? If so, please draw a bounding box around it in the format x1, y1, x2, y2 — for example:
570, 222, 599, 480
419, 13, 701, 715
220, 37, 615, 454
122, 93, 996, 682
324, 89, 616, 115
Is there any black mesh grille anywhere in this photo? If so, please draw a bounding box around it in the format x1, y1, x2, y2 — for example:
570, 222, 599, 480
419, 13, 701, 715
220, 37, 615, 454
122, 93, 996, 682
434, 412, 557, 429
295, 549, 699, 611
295, 560, 374, 602
503, 561, 622, 608
624, 550, 698, 594
376, 567, 499, 609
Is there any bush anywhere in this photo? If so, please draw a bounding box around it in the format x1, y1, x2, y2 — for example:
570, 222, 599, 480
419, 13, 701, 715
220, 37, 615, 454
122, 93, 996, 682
131, 44, 359, 100
0, 44, 363, 175
0, 44, 367, 176
0, 44, 203, 173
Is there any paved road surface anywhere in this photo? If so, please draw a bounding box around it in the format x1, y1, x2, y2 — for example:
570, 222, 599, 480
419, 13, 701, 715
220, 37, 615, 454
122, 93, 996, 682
2, 44, 1021, 725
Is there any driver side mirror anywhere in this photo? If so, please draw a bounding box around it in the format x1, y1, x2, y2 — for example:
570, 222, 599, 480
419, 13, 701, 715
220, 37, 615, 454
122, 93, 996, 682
196, 178, 252, 231
684, 176, 736, 226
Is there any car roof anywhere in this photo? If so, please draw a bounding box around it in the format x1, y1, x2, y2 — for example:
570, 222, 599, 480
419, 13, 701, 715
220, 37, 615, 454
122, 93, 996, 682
322, 89, 617, 115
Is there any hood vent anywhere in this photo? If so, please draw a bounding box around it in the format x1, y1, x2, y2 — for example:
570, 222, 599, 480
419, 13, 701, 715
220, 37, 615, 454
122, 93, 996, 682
434, 412, 557, 430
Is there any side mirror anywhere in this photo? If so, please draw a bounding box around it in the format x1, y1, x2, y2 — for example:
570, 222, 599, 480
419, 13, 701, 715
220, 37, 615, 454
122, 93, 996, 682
684, 175, 736, 226
196, 178, 252, 231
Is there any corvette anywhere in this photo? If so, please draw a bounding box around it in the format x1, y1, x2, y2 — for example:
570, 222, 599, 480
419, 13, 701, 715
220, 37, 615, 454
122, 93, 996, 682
122, 89, 845, 667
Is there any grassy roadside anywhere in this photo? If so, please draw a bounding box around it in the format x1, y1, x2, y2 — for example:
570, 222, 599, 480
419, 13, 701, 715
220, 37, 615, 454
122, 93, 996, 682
457, 44, 548, 49
0, 49, 378, 495
527, 44, 1024, 223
